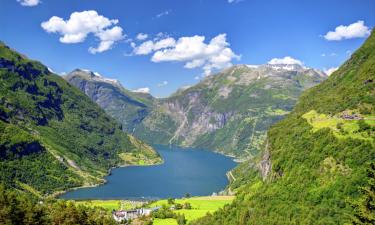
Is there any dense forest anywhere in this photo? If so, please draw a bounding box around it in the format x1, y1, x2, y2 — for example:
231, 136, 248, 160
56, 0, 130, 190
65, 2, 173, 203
0, 185, 116, 225
0, 42, 161, 196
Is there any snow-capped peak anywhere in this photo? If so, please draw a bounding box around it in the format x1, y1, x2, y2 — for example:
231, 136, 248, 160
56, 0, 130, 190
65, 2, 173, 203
73, 69, 122, 87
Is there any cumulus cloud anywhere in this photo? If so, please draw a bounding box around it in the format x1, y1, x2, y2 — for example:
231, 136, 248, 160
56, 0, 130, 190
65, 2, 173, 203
17, 0, 40, 7
145, 34, 240, 75
41, 10, 124, 53
157, 81, 168, 87
324, 67, 338, 76
268, 56, 303, 65
324, 21, 371, 41
133, 37, 176, 55
136, 33, 148, 41
132, 87, 150, 93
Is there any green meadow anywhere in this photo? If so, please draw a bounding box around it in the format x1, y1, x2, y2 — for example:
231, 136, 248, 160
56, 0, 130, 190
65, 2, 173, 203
75, 196, 234, 224
149, 196, 234, 224
302, 110, 374, 141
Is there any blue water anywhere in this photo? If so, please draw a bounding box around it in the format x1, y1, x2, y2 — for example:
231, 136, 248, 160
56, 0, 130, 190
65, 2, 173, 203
60, 145, 237, 200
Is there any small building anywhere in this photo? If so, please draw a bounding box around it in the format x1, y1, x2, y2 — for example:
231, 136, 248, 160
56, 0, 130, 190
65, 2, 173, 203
341, 113, 363, 120
112, 207, 161, 222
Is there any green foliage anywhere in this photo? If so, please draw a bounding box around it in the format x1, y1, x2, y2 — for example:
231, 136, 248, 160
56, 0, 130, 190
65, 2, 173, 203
152, 205, 176, 219
0, 185, 116, 225
0, 42, 160, 195
168, 198, 175, 205
191, 28, 375, 225
352, 162, 375, 224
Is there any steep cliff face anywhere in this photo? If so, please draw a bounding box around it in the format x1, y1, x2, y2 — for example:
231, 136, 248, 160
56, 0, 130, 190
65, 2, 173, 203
66, 64, 326, 158
191, 29, 375, 225
64, 69, 154, 133
135, 64, 327, 158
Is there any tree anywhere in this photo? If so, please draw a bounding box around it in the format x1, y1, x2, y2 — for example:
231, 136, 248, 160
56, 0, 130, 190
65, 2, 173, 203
176, 214, 187, 225
352, 163, 375, 224
183, 202, 192, 209
167, 198, 175, 205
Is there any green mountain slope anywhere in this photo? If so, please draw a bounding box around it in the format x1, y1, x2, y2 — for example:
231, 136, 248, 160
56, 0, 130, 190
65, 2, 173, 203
66, 64, 326, 159
191, 30, 375, 224
0, 42, 161, 196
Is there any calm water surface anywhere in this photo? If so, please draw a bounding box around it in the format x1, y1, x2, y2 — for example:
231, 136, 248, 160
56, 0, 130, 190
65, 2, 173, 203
61, 145, 237, 200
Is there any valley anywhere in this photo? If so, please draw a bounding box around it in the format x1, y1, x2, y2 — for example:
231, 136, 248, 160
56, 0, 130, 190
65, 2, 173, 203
0, 1, 374, 224
65, 64, 327, 160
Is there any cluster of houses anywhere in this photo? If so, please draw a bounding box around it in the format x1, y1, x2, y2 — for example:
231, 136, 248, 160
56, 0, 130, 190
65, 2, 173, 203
112, 207, 161, 222
340, 112, 363, 120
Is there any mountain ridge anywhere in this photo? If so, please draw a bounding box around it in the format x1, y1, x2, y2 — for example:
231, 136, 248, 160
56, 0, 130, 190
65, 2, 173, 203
191, 28, 375, 225
65, 63, 327, 159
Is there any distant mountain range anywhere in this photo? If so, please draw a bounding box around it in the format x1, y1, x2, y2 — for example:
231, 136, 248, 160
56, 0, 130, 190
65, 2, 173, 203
0, 42, 161, 196
65, 63, 327, 159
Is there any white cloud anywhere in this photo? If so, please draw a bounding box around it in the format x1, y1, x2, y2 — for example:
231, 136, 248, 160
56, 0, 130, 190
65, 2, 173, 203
133, 37, 176, 55
268, 56, 303, 65
41, 10, 124, 54
89, 26, 124, 54
157, 81, 168, 87
132, 87, 150, 93
17, 0, 40, 7
324, 67, 338, 76
324, 21, 371, 41
136, 33, 148, 41
321, 53, 326, 57
156, 10, 171, 18
228, 0, 243, 3
149, 34, 240, 75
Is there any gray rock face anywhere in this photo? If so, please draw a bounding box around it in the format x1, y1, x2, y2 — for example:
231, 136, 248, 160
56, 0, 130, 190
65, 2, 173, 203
64, 69, 153, 132
258, 141, 272, 181
65, 65, 327, 159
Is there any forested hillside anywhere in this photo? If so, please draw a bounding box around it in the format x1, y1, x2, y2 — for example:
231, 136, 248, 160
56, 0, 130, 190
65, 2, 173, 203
0, 185, 116, 224
191, 29, 375, 225
0, 42, 161, 196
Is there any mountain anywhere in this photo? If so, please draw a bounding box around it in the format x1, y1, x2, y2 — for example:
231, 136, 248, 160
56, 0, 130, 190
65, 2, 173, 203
66, 64, 327, 159
64, 69, 155, 133
0, 42, 161, 196
191, 30, 375, 224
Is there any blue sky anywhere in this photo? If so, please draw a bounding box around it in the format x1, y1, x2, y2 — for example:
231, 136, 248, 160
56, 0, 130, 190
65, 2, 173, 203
0, 0, 374, 97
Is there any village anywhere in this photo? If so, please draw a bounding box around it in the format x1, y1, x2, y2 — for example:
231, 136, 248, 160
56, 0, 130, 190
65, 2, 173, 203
111, 197, 193, 224
112, 206, 161, 223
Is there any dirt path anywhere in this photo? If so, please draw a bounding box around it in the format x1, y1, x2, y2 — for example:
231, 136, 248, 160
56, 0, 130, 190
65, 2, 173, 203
228, 171, 236, 182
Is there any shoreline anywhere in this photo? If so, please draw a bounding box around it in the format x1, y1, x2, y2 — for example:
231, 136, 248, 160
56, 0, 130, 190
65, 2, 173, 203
52, 157, 165, 199
53, 145, 236, 200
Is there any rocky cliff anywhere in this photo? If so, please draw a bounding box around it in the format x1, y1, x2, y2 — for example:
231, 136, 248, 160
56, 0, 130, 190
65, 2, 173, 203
66, 64, 327, 159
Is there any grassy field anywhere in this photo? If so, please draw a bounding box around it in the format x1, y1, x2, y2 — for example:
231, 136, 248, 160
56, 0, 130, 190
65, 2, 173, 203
154, 218, 178, 225
302, 110, 374, 141
74, 196, 234, 223
149, 196, 234, 224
